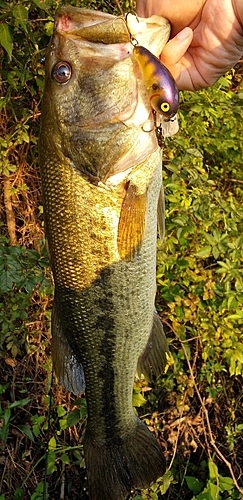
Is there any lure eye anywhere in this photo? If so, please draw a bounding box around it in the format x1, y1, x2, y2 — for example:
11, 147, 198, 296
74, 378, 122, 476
152, 83, 158, 90
52, 61, 72, 83
161, 102, 170, 113
151, 95, 174, 117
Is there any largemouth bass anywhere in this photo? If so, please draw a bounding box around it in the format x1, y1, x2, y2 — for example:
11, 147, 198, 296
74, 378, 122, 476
39, 6, 172, 499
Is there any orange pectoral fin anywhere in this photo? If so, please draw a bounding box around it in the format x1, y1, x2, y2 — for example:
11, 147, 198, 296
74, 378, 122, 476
117, 182, 147, 262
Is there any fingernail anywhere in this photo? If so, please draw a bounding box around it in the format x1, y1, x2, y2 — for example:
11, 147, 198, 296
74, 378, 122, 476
176, 27, 193, 41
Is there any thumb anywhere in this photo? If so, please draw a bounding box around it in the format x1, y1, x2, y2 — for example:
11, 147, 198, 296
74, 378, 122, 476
160, 27, 193, 89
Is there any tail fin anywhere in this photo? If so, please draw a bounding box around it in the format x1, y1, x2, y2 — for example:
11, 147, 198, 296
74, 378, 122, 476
84, 417, 166, 500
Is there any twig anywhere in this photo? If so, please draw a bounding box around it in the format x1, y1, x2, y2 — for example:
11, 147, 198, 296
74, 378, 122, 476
162, 319, 243, 495
228, 178, 243, 184
114, 0, 123, 14
168, 391, 188, 470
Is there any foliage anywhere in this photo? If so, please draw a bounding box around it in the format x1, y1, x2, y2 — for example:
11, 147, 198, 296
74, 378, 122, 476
0, 0, 243, 499
157, 77, 243, 387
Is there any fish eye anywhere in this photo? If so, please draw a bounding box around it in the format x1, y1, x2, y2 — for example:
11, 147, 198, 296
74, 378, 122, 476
52, 61, 72, 83
161, 102, 170, 113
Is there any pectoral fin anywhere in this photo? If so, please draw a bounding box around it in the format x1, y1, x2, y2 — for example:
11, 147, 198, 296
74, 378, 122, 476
117, 182, 146, 261
157, 185, 165, 241
51, 300, 85, 395
137, 310, 169, 380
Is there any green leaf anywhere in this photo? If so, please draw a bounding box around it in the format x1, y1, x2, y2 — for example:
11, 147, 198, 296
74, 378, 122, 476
79, 399, 87, 418
73, 398, 83, 405
195, 488, 212, 500
0, 254, 20, 293
48, 436, 56, 451
208, 481, 219, 499
0, 408, 11, 443
186, 148, 203, 158
44, 20, 54, 37
12, 5, 29, 32
66, 408, 80, 427
132, 391, 147, 408
205, 233, 217, 246
159, 470, 174, 495
0, 23, 13, 60
227, 310, 243, 320
31, 0, 51, 11
60, 453, 70, 464
59, 417, 68, 430
195, 246, 212, 258
21, 131, 30, 143
47, 450, 57, 474
0, 383, 10, 395
30, 481, 46, 500
177, 259, 189, 268
9, 398, 31, 409
32, 424, 40, 437
57, 406, 66, 417
17, 424, 35, 442
212, 246, 220, 259
218, 475, 234, 491
13, 488, 24, 500
185, 476, 204, 495
208, 459, 218, 481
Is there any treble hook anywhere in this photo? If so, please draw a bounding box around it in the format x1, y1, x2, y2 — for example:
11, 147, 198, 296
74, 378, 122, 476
124, 12, 139, 46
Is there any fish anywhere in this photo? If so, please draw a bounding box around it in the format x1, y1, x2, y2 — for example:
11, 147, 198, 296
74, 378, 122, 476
39, 6, 171, 500
133, 44, 179, 137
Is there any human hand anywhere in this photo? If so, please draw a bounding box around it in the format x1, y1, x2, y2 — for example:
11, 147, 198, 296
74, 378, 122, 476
136, 0, 243, 90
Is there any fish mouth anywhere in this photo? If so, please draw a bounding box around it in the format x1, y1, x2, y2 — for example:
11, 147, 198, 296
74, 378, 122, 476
55, 6, 131, 44
54, 6, 170, 56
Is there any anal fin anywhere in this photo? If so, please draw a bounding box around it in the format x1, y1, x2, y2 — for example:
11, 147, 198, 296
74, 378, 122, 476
51, 300, 85, 395
137, 310, 169, 380
117, 181, 146, 262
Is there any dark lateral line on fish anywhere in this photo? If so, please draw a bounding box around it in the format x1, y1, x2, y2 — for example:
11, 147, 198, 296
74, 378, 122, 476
95, 267, 123, 444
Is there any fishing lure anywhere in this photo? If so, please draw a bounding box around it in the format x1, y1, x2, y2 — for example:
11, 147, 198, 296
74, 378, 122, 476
133, 44, 179, 140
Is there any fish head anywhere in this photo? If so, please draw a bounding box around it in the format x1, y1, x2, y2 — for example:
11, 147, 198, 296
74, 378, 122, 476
42, 7, 134, 127
40, 8, 173, 182
41, 7, 144, 181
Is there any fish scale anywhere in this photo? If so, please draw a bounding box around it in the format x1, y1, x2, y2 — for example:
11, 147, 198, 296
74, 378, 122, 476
39, 6, 173, 499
